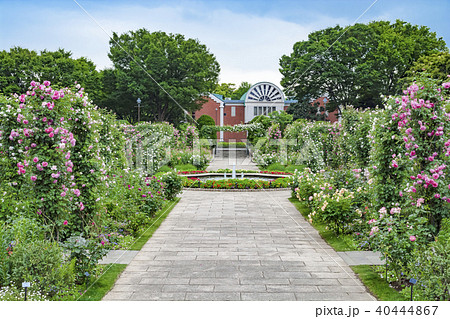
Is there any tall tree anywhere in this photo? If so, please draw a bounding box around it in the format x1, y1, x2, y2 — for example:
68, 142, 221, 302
402, 51, 450, 85
287, 96, 327, 121
0, 47, 101, 97
280, 20, 447, 116
214, 83, 236, 98
231, 81, 252, 100
213, 81, 252, 100
108, 29, 220, 123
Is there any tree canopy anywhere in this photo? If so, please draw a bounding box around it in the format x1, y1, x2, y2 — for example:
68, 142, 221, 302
287, 96, 327, 121
107, 28, 220, 123
0, 47, 101, 97
403, 51, 450, 85
280, 20, 448, 116
214, 81, 252, 99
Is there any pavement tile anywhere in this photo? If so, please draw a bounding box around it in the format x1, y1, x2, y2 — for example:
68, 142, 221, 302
103, 190, 373, 301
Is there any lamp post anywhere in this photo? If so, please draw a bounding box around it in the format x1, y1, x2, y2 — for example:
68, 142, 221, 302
136, 98, 141, 122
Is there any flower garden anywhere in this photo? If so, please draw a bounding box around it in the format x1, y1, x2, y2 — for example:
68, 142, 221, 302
0, 81, 211, 300
250, 76, 449, 301
0, 75, 449, 301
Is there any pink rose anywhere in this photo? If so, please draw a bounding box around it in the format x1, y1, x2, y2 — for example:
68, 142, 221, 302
63, 220, 68, 225
409, 235, 416, 242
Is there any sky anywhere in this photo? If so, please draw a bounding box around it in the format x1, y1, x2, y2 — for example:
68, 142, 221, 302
1, 0, 449, 88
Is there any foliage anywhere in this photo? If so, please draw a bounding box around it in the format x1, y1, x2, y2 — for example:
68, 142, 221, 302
183, 177, 291, 189
160, 170, 183, 200
1, 236, 77, 300
268, 110, 293, 132
0, 47, 102, 99
351, 265, 408, 301
78, 264, 127, 301
280, 20, 447, 113
108, 28, 220, 123
213, 82, 252, 100
62, 235, 107, 285
247, 115, 271, 144
402, 218, 450, 300
196, 114, 216, 139
0, 81, 117, 239
340, 107, 376, 167
403, 52, 450, 85
287, 97, 327, 121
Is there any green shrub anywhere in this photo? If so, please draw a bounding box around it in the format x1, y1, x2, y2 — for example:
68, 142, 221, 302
157, 165, 173, 173
403, 219, 450, 300
62, 235, 107, 285
2, 240, 77, 300
160, 171, 183, 200
247, 115, 271, 144
197, 114, 216, 140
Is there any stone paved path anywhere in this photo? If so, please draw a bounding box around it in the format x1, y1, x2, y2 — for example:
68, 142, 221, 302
207, 151, 259, 171
103, 190, 375, 301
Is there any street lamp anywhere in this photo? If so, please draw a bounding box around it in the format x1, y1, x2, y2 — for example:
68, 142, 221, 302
136, 98, 141, 122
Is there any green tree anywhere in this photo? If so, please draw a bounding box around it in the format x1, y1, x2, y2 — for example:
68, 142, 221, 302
280, 20, 447, 115
403, 52, 450, 85
231, 81, 252, 100
268, 110, 293, 132
287, 96, 327, 121
213, 81, 252, 100
108, 29, 220, 123
214, 83, 236, 98
0, 47, 102, 98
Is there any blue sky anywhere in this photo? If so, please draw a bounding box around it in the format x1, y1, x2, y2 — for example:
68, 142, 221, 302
1, 0, 449, 87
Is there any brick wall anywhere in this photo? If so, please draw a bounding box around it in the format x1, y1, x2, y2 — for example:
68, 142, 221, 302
223, 105, 246, 142
194, 97, 220, 124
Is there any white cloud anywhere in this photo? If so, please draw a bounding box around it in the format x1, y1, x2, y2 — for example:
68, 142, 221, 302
1, 2, 348, 88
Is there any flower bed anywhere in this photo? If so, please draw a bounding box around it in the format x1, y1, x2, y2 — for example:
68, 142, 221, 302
177, 170, 208, 175
183, 176, 290, 189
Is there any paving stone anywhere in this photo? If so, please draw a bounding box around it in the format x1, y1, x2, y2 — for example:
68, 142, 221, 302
241, 292, 296, 301
129, 292, 186, 301
103, 190, 374, 301
185, 292, 241, 301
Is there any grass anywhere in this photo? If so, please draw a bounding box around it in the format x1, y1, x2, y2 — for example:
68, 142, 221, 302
157, 165, 173, 172
173, 164, 198, 171
351, 265, 408, 301
129, 197, 181, 250
289, 196, 406, 300
265, 163, 286, 172
285, 164, 306, 173
217, 141, 246, 148
78, 264, 127, 301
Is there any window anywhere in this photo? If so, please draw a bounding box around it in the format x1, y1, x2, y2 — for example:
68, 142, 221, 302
231, 106, 236, 117
254, 107, 258, 116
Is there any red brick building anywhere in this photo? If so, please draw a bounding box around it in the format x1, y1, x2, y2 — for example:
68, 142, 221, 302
194, 81, 338, 142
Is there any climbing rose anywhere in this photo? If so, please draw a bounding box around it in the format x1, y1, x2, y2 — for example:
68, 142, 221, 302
409, 235, 416, 242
